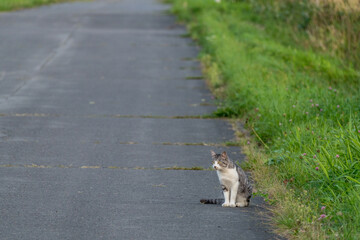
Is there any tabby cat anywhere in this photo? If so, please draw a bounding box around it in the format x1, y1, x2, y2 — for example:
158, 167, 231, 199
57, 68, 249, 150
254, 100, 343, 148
200, 151, 252, 207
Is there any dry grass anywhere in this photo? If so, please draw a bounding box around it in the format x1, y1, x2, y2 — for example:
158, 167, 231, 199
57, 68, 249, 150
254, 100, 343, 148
311, 0, 360, 12
308, 0, 360, 63
250, 0, 360, 66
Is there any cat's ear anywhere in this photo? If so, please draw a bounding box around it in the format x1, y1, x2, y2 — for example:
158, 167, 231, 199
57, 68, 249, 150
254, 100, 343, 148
221, 151, 228, 159
210, 150, 216, 158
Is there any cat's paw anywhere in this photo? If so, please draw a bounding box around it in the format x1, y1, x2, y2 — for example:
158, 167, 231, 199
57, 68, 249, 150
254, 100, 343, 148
222, 203, 230, 207
236, 202, 247, 207
229, 203, 236, 208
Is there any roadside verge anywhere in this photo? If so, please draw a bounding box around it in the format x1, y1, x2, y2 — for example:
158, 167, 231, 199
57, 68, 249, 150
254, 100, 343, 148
168, 0, 360, 239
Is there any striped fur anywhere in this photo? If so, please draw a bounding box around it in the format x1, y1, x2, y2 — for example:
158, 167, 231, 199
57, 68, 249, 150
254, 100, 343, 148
200, 151, 252, 207
200, 198, 224, 204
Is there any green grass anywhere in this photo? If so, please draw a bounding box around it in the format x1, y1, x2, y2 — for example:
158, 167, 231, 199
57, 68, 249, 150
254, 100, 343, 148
170, 0, 360, 239
0, 0, 86, 11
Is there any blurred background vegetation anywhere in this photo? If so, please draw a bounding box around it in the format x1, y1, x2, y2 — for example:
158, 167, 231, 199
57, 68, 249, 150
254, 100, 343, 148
245, 0, 360, 68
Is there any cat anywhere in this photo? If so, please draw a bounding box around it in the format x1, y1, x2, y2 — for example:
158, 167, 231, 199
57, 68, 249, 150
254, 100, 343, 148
200, 151, 252, 207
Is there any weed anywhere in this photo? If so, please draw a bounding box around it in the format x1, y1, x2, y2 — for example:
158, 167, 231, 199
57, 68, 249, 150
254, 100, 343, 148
160, 166, 206, 170
185, 76, 204, 80
0, 0, 87, 11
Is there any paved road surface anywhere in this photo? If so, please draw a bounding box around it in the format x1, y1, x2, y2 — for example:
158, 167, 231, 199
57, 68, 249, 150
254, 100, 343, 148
0, 0, 279, 239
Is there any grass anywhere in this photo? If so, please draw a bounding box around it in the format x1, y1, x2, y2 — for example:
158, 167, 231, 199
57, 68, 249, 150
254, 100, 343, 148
0, 0, 87, 11
246, 0, 360, 68
169, 0, 360, 239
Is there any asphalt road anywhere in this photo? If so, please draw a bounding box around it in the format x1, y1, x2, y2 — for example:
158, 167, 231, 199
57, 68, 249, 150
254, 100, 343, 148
0, 0, 280, 239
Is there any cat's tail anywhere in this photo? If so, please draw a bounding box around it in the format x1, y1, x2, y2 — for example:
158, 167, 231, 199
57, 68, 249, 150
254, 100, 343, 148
200, 198, 224, 204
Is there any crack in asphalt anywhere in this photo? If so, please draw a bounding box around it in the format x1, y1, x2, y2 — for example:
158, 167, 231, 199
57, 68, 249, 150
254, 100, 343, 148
0, 113, 223, 119
0, 163, 212, 171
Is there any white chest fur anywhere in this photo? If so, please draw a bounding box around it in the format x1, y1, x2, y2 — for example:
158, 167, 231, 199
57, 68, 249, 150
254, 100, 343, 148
216, 168, 238, 187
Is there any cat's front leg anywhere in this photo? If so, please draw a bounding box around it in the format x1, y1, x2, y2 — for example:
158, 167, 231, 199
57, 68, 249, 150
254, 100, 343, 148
229, 182, 239, 207
221, 185, 230, 207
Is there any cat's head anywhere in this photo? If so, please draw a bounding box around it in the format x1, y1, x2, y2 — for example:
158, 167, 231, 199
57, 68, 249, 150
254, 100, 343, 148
211, 150, 229, 170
